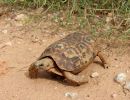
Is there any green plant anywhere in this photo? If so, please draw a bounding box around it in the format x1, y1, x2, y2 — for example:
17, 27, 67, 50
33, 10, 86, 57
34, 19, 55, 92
1, 0, 130, 40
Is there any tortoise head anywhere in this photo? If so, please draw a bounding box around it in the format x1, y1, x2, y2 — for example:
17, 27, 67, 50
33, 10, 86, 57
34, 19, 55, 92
31, 58, 54, 71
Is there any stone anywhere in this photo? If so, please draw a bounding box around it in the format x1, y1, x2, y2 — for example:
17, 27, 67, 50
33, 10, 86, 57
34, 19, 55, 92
114, 73, 126, 85
14, 14, 29, 26
15, 14, 28, 21
2, 30, 8, 34
54, 87, 57, 89
5, 42, 12, 46
0, 41, 12, 49
90, 72, 99, 78
111, 93, 117, 98
65, 92, 78, 99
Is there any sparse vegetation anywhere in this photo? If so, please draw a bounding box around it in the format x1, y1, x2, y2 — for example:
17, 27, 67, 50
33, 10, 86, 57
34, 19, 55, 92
0, 2, 130, 99
1, 0, 130, 40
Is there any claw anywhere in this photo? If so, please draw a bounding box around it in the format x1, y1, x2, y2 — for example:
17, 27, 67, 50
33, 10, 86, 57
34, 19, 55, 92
104, 63, 109, 69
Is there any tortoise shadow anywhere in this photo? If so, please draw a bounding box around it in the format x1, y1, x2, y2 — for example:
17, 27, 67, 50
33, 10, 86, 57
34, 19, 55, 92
25, 70, 83, 87
25, 60, 104, 87
25, 70, 70, 85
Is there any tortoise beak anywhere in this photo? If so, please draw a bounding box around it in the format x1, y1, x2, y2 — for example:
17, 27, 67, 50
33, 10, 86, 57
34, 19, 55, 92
28, 64, 38, 78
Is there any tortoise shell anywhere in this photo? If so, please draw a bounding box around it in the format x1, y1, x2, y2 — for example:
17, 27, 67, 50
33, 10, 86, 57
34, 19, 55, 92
38, 32, 97, 74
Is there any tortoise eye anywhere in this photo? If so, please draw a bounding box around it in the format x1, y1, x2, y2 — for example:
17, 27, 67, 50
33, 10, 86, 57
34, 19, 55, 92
35, 63, 42, 67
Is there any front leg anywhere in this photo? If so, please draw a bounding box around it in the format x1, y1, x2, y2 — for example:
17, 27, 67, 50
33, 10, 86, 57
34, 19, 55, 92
97, 51, 109, 69
48, 67, 63, 76
63, 71, 88, 86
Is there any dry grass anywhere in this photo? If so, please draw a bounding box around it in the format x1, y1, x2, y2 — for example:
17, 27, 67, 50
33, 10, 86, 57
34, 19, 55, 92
1, 0, 130, 41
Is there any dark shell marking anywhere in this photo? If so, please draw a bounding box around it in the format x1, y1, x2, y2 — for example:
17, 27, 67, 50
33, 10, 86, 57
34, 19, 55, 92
38, 32, 96, 74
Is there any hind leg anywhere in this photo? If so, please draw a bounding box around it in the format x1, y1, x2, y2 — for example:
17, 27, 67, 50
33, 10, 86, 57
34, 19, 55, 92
97, 51, 109, 69
63, 71, 88, 86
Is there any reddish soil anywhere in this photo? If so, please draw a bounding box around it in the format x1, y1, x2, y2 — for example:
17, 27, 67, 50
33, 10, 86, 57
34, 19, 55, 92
0, 6, 130, 100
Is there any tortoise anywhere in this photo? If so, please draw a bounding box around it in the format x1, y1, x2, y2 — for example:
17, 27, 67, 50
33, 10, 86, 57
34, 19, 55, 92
28, 32, 108, 85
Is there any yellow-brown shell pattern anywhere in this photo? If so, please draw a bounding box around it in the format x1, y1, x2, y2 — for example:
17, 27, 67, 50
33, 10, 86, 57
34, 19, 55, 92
38, 32, 96, 73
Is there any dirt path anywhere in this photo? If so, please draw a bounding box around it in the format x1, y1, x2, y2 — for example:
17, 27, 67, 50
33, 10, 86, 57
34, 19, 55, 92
0, 8, 130, 100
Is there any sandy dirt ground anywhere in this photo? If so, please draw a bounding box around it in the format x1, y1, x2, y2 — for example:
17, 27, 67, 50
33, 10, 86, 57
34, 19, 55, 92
0, 6, 130, 100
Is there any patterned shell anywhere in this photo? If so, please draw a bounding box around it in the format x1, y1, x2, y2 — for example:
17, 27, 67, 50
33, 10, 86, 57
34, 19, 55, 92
38, 32, 96, 74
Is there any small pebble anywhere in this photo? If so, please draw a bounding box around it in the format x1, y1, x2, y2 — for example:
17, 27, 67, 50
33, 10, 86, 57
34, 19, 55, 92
126, 70, 129, 73
59, 34, 64, 37
65, 92, 78, 99
111, 93, 117, 98
124, 81, 130, 91
54, 87, 57, 89
106, 16, 112, 23
5, 42, 12, 46
0, 41, 12, 48
90, 72, 99, 78
2, 30, 8, 34
14, 14, 29, 26
114, 73, 126, 85
15, 14, 28, 21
